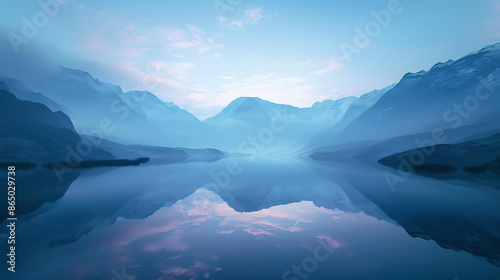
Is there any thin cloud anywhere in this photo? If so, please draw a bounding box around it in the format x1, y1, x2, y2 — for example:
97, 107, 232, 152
218, 7, 271, 29
172, 54, 188, 59
149, 61, 194, 81
299, 59, 311, 66
314, 58, 343, 75
162, 25, 223, 53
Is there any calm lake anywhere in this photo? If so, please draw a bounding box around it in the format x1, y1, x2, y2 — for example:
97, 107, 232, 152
2, 156, 500, 280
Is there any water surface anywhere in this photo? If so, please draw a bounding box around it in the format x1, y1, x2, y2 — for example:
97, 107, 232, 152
2, 156, 500, 280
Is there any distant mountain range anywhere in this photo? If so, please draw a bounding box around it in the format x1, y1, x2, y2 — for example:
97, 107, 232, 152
1, 41, 499, 167
205, 95, 359, 128
336, 43, 500, 143
12, 66, 205, 147
0, 87, 224, 170
306, 84, 395, 149
202, 87, 395, 152
0, 58, 396, 152
308, 42, 500, 185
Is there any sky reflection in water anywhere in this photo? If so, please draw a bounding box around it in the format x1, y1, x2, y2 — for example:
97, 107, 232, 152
3, 158, 500, 280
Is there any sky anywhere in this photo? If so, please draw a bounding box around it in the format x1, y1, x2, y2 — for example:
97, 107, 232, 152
1, 0, 500, 119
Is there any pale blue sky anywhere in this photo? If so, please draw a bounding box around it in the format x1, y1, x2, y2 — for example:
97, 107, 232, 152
1, 0, 500, 119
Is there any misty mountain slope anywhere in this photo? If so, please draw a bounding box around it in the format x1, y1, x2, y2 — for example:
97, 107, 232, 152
305, 96, 358, 126
205, 97, 311, 124
0, 43, 206, 147
0, 76, 64, 113
203, 95, 384, 152
378, 132, 500, 181
306, 84, 396, 150
204, 97, 355, 152
308, 120, 500, 166
207, 95, 361, 127
10, 66, 206, 147
203, 97, 311, 151
0, 90, 76, 136
28, 67, 144, 126
326, 43, 500, 145
331, 84, 396, 131
0, 89, 113, 163
0, 81, 9, 91
120, 90, 200, 125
